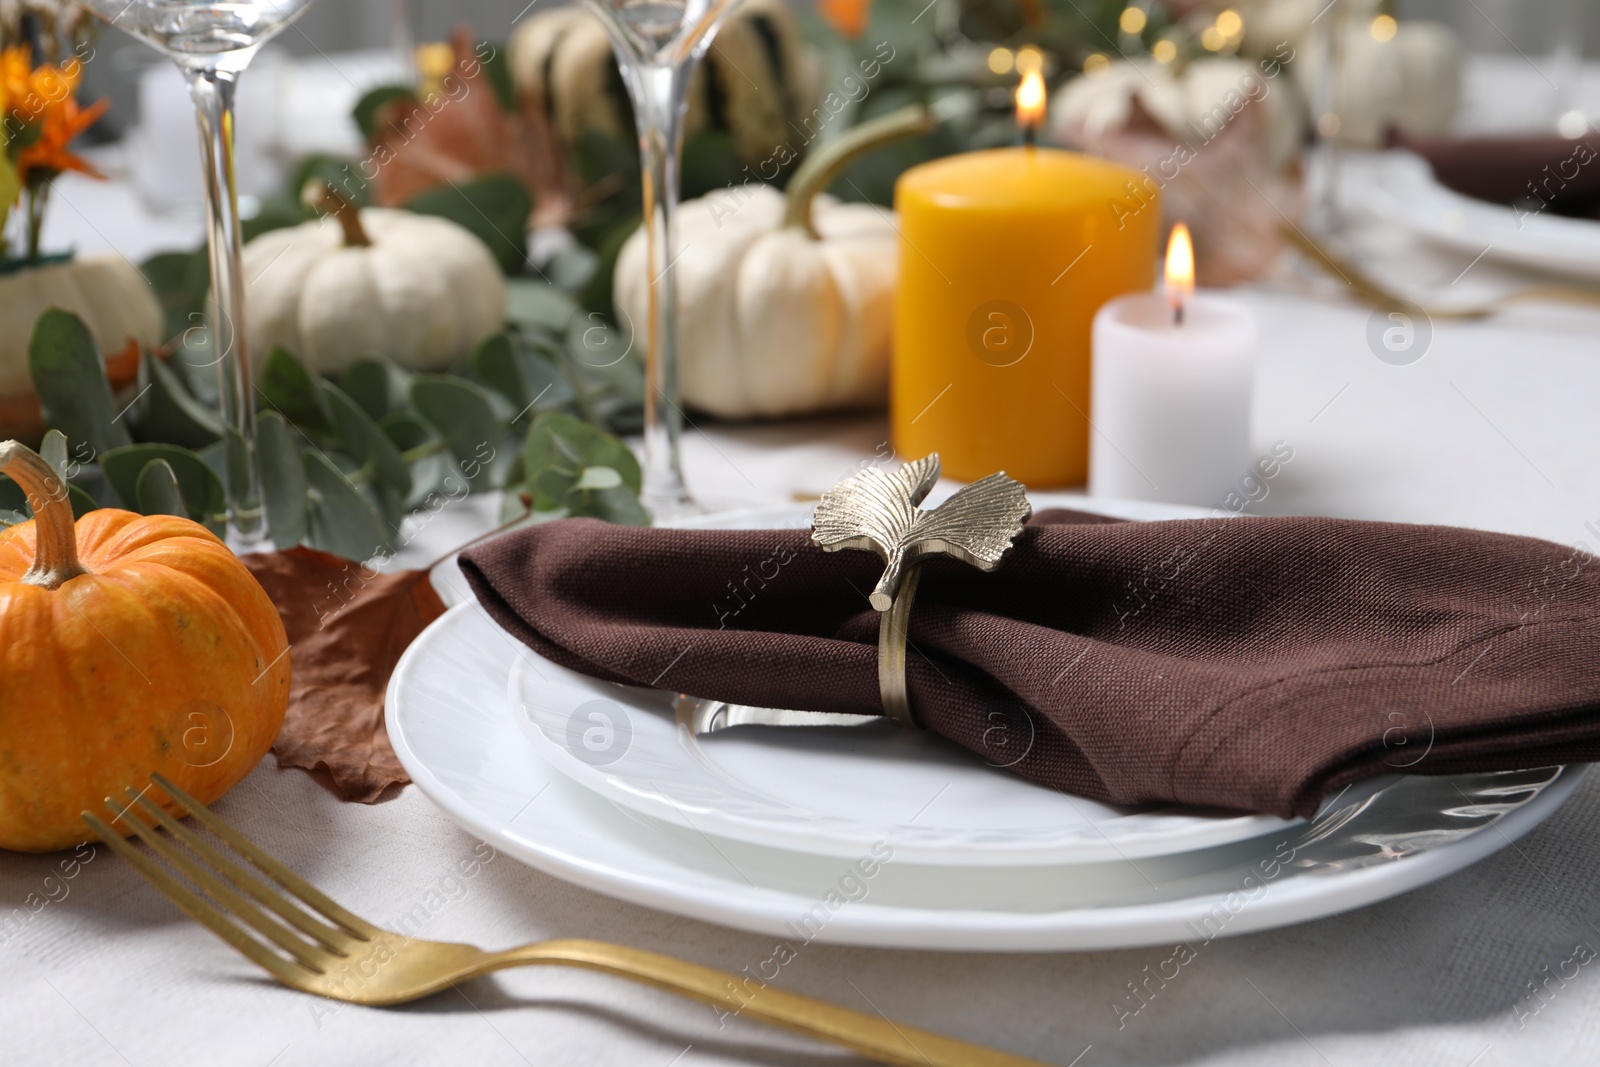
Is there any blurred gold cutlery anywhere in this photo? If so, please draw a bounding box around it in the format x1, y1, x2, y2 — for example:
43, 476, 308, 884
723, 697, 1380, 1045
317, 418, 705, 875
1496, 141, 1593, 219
1280, 224, 1600, 321
84, 774, 1049, 1067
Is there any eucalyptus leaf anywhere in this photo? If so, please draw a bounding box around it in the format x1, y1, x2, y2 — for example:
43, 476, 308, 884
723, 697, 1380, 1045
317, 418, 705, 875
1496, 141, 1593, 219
0, 472, 24, 508
562, 330, 645, 435
100, 443, 225, 529
471, 333, 524, 406
65, 483, 99, 519
572, 465, 623, 491
374, 482, 407, 533
290, 154, 369, 207
380, 411, 453, 509
259, 347, 331, 432
34, 429, 98, 517
27, 309, 132, 458
197, 439, 227, 482
546, 243, 599, 294
472, 332, 573, 421
224, 424, 254, 533
71, 466, 117, 509
39, 429, 69, 480
505, 278, 578, 333
137, 350, 225, 449
681, 129, 745, 199
410, 375, 504, 492
258, 411, 309, 549
0, 473, 26, 524
339, 357, 404, 422
404, 174, 531, 273
322, 380, 412, 494
531, 464, 578, 508
303, 449, 393, 561
140, 249, 209, 341
480, 40, 516, 111
352, 85, 417, 140
135, 459, 187, 517
522, 411, 641, 511
379, 410, 438, 454
572, 483, 650, 526
565, 312, 634, 375
578, 211, 642, 321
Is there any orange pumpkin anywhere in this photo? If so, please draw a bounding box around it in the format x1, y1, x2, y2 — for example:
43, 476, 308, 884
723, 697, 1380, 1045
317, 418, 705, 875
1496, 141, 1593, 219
0, 441, 290, 852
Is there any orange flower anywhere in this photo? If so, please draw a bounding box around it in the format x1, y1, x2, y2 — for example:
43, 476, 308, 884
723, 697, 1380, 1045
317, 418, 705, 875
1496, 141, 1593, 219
818, 0, 871, 39
16, 94, 108, 183
0, 46, 29, 111
7, 50, 84, 125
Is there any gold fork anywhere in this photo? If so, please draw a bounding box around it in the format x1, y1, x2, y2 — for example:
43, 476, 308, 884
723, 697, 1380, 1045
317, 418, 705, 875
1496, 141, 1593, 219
1279, 224, 1600, 321
84, 775, 1049, 1067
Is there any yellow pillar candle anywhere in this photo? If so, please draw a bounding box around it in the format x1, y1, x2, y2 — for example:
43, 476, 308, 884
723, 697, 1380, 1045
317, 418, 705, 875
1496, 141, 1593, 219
891, 94, 1160, 486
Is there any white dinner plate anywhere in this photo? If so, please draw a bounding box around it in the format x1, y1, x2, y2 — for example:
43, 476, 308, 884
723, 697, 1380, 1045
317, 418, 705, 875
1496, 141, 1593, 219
1349, 150, 1600, 280
510, 498, 1294, 866
388, 600, 1584, 951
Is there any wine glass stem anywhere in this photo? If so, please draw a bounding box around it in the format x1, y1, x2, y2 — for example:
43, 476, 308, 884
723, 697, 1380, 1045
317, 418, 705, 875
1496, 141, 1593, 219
628, 60, 695, 516
185, 64, 267, 548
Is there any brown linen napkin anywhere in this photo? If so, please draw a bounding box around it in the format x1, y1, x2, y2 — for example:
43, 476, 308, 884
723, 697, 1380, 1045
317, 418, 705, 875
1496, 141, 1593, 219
459, 510, 1600, 818
1389, 129, 1600, 219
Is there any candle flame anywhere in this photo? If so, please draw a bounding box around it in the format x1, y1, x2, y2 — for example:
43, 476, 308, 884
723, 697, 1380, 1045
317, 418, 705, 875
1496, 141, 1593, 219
1164, 222, 1194, 321
1016, 68, 1046, 131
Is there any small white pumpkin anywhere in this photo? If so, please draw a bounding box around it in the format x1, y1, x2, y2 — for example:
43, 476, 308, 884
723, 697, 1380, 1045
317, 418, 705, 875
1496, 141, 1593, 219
241, 189, 506, 376
614, 108, 931, 420
0, 253, 163, 439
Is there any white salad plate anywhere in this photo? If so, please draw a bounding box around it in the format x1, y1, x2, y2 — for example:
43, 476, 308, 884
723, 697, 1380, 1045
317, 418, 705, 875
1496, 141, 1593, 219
508, 499, 1297, 866
510, 655, 1295, 866
1350, 150, 1600, 280
389, 600, 1583, 951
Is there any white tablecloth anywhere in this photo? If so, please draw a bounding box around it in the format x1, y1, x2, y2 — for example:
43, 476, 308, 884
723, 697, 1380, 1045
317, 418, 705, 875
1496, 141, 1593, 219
14, 105, 1600, 1067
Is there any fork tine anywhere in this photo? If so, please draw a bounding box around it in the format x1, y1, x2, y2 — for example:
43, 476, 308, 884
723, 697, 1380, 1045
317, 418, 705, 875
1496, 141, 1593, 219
83, 810, 315, 988
107, 790, 335, 974
125, 789, 352, 954
150, 772, 378, 937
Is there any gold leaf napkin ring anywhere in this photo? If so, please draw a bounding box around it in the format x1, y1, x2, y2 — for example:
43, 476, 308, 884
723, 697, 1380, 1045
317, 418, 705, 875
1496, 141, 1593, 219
810, 453, 1032, 728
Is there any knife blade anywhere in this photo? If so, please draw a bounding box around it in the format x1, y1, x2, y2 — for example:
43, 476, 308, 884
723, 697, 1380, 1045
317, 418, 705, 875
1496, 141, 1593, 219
673, 696, 882, 736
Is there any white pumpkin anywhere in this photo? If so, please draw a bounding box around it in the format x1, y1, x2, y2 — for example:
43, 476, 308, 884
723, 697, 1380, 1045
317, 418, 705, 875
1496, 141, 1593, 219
1307, 19, 1463, 147
241, 200, 505, 376
1051, 57, 1305, 172
614, 107, 930, 420
1237, 0, 1462, 148
0, 253, 163, 439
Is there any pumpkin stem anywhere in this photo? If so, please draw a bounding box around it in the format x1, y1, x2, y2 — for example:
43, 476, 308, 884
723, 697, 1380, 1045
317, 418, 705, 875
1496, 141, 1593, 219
302, 180, 372, 247
0, 440, 89, 590
782, 105, 937, 239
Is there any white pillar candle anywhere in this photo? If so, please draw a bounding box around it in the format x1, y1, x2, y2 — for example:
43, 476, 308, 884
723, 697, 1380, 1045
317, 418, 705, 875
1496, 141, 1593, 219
1089, 290, 1257, 507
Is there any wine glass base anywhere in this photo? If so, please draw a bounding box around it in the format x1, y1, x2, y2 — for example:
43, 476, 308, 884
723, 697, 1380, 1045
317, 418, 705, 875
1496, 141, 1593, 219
642, 484, 702, 524
225, 516, 273, 557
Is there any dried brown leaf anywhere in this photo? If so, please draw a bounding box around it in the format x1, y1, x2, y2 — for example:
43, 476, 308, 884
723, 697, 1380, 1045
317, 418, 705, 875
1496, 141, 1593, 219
243, 547, 447, 802
370, 29, 573, 229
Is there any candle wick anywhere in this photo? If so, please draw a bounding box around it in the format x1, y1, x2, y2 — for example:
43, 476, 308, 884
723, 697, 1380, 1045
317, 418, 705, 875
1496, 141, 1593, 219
1172, 299, 1184, 326
1021, 125, 1037, 149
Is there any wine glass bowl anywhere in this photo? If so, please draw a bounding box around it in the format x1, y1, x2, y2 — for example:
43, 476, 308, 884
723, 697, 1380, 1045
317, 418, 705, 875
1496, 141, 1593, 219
589, 0, 738, 63
77, 0, 314, 57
